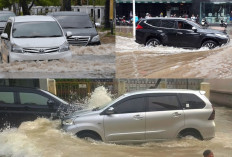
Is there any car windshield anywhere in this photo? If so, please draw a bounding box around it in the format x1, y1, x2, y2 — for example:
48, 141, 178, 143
54, 15, 93, 29
0, 14, 14, 22
42, 90, 69, 105
12, 21, 63, 38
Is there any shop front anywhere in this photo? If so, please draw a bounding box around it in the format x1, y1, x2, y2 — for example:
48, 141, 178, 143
200, 1, 232, 24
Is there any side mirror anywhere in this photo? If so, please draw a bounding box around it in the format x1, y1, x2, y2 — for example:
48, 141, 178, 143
66, 31, 72, 38
105, 107, 115, 115
192, 27, 197, 32
47, 99, 55, 108
1, 33, 8, 40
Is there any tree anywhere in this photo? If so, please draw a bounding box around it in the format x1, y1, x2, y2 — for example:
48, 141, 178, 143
62, 0, 71, 11
104, 0, 110, 29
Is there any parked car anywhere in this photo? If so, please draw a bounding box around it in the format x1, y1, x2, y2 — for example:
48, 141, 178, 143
62, 89, 215, 144
0, 86, 76, 128
0, 16, 72, 63
47, 12, 101, 46
136, 17, 230, 49
0, 11, 15, 34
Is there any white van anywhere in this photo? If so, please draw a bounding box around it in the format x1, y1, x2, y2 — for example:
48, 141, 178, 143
0, 16, 72, 63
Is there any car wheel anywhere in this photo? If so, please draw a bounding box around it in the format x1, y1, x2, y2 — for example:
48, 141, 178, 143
178, 130, 203, 140
202, 40, 218, 49
146, 38, 160, 47
78, 132, 101, 141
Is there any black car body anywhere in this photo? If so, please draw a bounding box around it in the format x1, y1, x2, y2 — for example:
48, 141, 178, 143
0, 11, 15, 34
136, 18, 230, 49
0, 86, 74, 128
47, 11, 101, 46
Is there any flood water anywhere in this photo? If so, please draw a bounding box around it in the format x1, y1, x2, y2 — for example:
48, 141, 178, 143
0, 87, 232, 157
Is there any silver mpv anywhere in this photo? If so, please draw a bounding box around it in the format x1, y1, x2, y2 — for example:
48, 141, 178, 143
62, 89, 215, 143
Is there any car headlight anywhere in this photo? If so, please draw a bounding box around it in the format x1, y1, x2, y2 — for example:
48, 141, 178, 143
91, 35, 100, 42
59, 42, 70, 52
215, 33, 228, 38
62, 118, 74, 125
11, 44, 24, 53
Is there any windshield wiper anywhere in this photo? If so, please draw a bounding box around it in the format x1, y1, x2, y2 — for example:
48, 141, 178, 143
62, 27, 77, 29
49, 35, 63, 37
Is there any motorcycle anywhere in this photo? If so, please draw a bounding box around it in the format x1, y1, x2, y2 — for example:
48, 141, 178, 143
201, 18, 209, 27
220, 19, 227, 28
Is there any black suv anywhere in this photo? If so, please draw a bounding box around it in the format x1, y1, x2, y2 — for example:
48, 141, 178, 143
0, 86, 75, 128
136, 18, 230, 49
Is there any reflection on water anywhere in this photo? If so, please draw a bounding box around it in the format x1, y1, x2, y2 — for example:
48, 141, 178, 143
0, 87, 232, 157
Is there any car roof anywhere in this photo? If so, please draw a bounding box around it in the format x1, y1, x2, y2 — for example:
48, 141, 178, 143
0, 11, 15, 14
123, 89, 202, 96
10, 15, 56, 22
143, 17, 188, 21
47, 11, 88, 16
0, 86, 42, 92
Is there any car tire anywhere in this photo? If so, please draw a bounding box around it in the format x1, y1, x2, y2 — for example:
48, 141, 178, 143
202, 40, 218, 49
178, 130, 203, 140
78, 132, 101, 141
146, 38, 160, 47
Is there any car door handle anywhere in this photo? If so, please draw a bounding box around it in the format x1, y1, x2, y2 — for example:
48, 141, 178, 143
177, 32, 183, 35
172, 112, 181, 117
133, 115, 143, 120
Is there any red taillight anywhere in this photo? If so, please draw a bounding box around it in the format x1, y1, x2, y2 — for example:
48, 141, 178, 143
208, 107, 215, 120
136, 24, 143, 30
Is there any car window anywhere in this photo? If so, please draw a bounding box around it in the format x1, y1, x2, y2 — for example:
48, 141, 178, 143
4, 22, 12, 37
19, 92, 49, 106
179, 93, 206, 109
177, 21, 193, 30
53, 15, 93, 29
161, 20, 175, 28
148, 95, 181, 111
114, 97, 145, 114
146, 19, 161, 27
12, 21, 63, 38
0, 92, 14, 104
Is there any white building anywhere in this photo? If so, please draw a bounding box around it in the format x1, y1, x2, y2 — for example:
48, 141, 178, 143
31, 5, 105, 25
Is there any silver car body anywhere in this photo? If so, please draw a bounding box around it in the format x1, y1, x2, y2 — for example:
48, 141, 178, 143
62, 89, 215, 143
0, 16, 72, 63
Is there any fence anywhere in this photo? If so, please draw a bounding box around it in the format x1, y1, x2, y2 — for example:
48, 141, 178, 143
56, 79, 116, 102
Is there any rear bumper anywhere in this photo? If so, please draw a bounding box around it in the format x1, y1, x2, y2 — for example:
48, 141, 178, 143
9, 50, 72, 62
200, 121, 215, 140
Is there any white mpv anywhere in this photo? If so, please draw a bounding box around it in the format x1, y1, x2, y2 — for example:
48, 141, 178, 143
0, 16, 72, 63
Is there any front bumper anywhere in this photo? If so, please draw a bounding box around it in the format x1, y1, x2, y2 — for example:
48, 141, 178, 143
218, 36, 230, 46
9, 50, 72, 62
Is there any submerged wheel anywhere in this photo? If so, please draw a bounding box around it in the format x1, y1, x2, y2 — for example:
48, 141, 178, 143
178, 130, 203, 140
146, 38, 160, 47
77, 132, 102, 141
202, 40, 218, 49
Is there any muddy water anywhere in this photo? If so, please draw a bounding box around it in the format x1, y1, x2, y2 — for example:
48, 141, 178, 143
116, 30, 232, 78
0, 106, 231, 156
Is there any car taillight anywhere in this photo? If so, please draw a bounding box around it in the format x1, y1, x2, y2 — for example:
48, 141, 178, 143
208, 107, 215, 120
136, 24, 143, 30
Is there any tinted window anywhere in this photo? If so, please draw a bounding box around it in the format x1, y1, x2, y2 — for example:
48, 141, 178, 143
0, 14, 14, 22
4, 22, 12, 37
148, 95, 180, 111
146, 19, 161, 27
0, 92, 14, 104
19, 93, 49, 106
179, 93, 206, 109
114, 97, 145, 114
12, 22, 63, 38
161, 20, 175, 28
54, 15, 93, 28
177, 21, 193, 30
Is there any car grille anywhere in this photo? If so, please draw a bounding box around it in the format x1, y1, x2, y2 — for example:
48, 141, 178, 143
67, 36, 90, 46
23, 47, 59, 53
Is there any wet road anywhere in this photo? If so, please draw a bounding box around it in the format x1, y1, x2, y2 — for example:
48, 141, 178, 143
0, 106, 231, 157
116, 28, 232, 79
